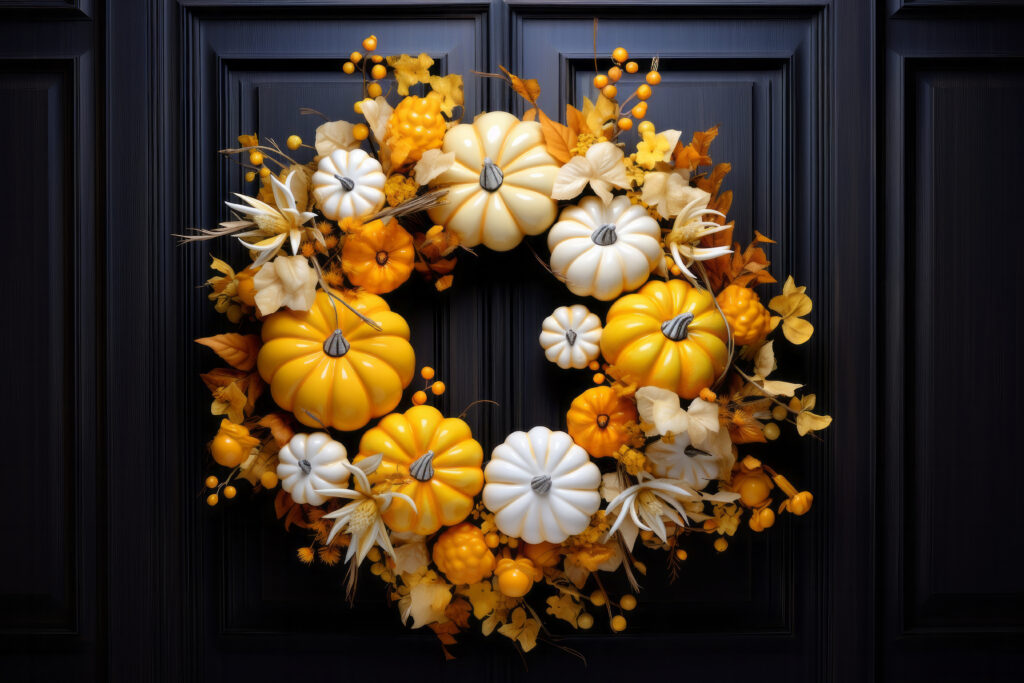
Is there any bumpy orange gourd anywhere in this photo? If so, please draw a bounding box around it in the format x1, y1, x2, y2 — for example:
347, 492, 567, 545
257, 289, 415, 431
716, 284, 771, 346
566, 386, 638, 458
341, 218, 414, 294
355, 405, 484, 535
495, 557, 543, 598
210, 419, 260, 468
601, 279, 729, 399
432, 523, 495, 585
386, 93, 446, 168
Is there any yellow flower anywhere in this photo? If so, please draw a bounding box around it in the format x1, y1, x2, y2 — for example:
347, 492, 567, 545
635, 129, 682, 169
712, 503, 741, 536
623, 154, 647, 187
206, 256, 246, 323
384, 173, 419, 206
571, 132, 605, 156
613, 444, 647, 476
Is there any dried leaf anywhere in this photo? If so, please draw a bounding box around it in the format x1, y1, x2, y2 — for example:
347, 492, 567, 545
545, 593, 584, 627
537, 108, 573, 164
428, 74, 464, 116
497, 607, 540, 652
796, 410, 832, 436
387, 53, 434, 96
550, 141, 629, 203
498, 65, 540, 103
211, 381, 247, 424
359, 96, 395, 145
413, 148, 455, 186
195, 333, 260, 371
445, 597, 472, 630
314, 120, 360, 156
565, 104, 586, 139
581, 95, 617, 136
401, 579, 452, 629
258, 412, 294, 446
461, 581, 500, 619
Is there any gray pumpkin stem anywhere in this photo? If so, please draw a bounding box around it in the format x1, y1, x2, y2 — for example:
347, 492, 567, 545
323, 329, 351, 357
298, 459, 312, 475
564, 329, 578, 346
591, 223, 618, 245
334, 174, 355, 192
410, 450, 435, 482
661, 313, 694, 341
530, 474, 552, 494
479, 157, 504, 191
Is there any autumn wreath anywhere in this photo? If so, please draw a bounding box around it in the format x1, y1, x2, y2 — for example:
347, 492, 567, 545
181, 33, 830, 655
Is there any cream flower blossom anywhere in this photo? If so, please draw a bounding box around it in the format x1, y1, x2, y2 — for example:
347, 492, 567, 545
252, 254, 318, 316
641, 171, 704, 219
635, 386, 736, 473
602, 471, 700, 550
227, 171, 319, 266
551, 141, 630, 204
664, 193, 733, 282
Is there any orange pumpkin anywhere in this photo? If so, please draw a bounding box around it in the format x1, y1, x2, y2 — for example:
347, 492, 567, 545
715, 284, 771, 346
601, 279, 729, 399
566, 386, 638, 458
341, 218, 414, 294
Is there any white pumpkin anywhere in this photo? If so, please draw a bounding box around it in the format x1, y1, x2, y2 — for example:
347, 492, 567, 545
645, 434, 721, 491
311, 148, 386, 220
483, 426, 601, 544
428, 111, 559, 251
547, 195, 663, 301
539, 304, 602, 369
277, 432, 351, 506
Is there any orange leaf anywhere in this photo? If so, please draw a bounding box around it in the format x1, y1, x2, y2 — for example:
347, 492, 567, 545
195, 333, 260, 371
445, 597, 472, 629
696, 162, 731, 198
565, 104, 586, 140
199, 367, 247, 393
691, 125, 719, 163
258, 412, 295, 446
522, 107, 538, 122
498, 65, 540, 103
537, 108, 573, 165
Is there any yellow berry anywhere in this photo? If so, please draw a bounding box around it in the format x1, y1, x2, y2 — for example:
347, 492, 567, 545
286, 134, 302, 150
646, 71, 661, 86
593, 74, 609, 89
342, 61, 356, 75
412, 390, 427, 405
611, 615, 627, 632
362, 35, 377, 52
714, 537, 728, 552
367, 546, 382, 562
758, 507, 776, 528
616, 118, 633, 131
353, 123, 370, 141
244, 171, 256, 182
249, 150, 263, 166
206, 493, 219, 506
590, 590, 606, 607
372, 55, 383, 64
366, 82, 383, 98
350, 51, 362, 63
577, 612, 594, 629
371, 64, 387, 80
638, 120, 655, 136
601, 84, 617, 99
631, 102, 647, 119
593, 372, 605, 384
507, 538, 518, 549
675, 549, 688, 561
205, 475, 219, 489
772, 405, 788, 421
625, 61, 639, 74
421, 366, 435, 380
260, 471, 278, 489
620, 594, 637, 611
607, 66, 622, 83
764, 422, 781, 440
636, 84, 652, 100
258, 167, 270, 178
612, 47, 628, 63
223, 485, 237, 499
430, 381, 445, 395
353, 100, 363, 114
669, 264, 682, 276
484, 532, 500, 548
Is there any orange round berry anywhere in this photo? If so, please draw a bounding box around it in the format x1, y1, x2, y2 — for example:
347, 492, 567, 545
593, 74, 609, 89
244, 171, 256, 182
421, 366, 435, 380
612, 47, 628, 63
352, 123, 370, 141
631, 102, 647, 119
362, 35, 377, 52
366, 82, 383, 98
370, 64, 387, 80
412, 390, 427, 405
607, 66, 622, 82
223, 485, 237, 499
350, 51, 362, 63
342, 61, 356, 75
592, 372, 605, 384
611, 615, 627, 632
625, 61, 639, 74
602, 84, 618, 99
714, 537, 728, 552
206, 493, 219, 506
248, 150, 263, 166
431, 381, 445, 395
588, 361, 600, 371
636, 84, 652, 100
204, 475, 219, 489
646, 71, 662, 85
616, 118, 633, 131
260, 471, 278, 489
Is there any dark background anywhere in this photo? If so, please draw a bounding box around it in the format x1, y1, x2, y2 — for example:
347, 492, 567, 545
1, 0, 1022, 681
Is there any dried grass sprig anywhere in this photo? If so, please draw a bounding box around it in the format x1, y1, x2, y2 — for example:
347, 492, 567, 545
366, 187, 449, 223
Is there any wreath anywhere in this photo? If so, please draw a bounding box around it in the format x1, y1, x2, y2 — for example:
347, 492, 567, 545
180, 33, 831, 656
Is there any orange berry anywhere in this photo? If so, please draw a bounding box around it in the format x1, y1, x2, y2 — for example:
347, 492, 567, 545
636, 84, 652, 100
772, 405, 788, 421
631, 102, 647, 119
611, 615, 627, 632
421, 366, 435, 380
350, 51, 362, 63
248, 150, 263, 166
612, 47, 628, 63
431, 381, 445, 395
258, 167, 270, 178
593, 74, 609, 89
371, 55, 383, 63
669, 264, 682, 276
260, 471, 278, 489
206, 493, 219, 507
205, 475, 219, 489
244, 171, 256, 182
764, 422, 781, 440
602, 84, 617, 99
625, 61, 639, 74
620, 594, 637, 611
353, 100, 363, 114
714, 537, 728, 552
607, 66, 622, 82
616, 118, 633, 131
362, 35, 377, 52
593, 372, 605, 384
412, 390, 427, 405
353, 123, 369, 141
577, 612, 595, 629
286, 134, 302, 150
675, 549, 688, 561
370, 64, 387, 80
588, 361, 600, 371
342, 61, 356, 75
590, 590, 607, 606
223, 485, 237, 499
646, 71, 662, 85
366, 82, 383, 98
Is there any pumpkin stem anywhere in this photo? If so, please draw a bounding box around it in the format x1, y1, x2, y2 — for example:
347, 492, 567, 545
661, 313, 694, 341
298, 459, 312, 475
479, 157, 503, 191
323, 329, 351, 357
375, 249, 389, 266
564, 328, 578, 346
591, 223, 618, 245
596, 413, 610, 429
410, 450, 435, 481
334, 174, 355, 192
530, 474, 552, 494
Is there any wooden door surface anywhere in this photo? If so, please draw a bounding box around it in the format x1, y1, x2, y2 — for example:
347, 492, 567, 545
0, 1, 1021, 681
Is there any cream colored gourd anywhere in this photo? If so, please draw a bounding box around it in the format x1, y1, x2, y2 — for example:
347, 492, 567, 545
312, 148, 386, 220
428, 111, 559, 251
644, 435, 721, 491
277, 432, 350, 506
483, 426, 601, 544
539, 304, 602, 369
548, 195, 662, 301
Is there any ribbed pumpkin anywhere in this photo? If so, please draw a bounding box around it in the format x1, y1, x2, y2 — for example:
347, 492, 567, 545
355, 405, 484, 535
566, 386, 638, 458
715, 284, 771, 346
257, 289, 415, 431
341, 218, 414, 294
601, 279, 729, 399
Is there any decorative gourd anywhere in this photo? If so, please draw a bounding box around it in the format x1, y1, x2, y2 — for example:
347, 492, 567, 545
495, 557, 543, 598
355, 405, 484, 535
539, 304, 602, 370
386, 93, 447, 169
565, 386, 638, 458
210, 419, 260, 468
257, 288, 415, 431
482, 426, 601, 544
601, 279, 729, 399
428, 111, 559, 251
311, 148, 386, 220
547, 195, 662, 301
716, 284, 772, 346
341, 218, 414, 294
432, 523, 495, 585
276, 432, 350, 506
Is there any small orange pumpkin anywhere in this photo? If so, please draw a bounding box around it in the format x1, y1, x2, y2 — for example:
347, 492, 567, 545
341, 218, 414, 294
566, 386, 638, 458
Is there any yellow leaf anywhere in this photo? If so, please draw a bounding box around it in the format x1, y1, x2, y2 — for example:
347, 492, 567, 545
434, 274, 454, 291
237, 133, 259, 148
208, 255, 235, 277
537, 108, 573, 165
386, 53, 434, 96
413, 148, 455, 186
461, 581, 499, 620
195, 333, 260, 371
211, 381, 247, 424
782, 316, 814, 345
258, 412, 294, 446
497, 607, 540, 652
428, 74, 463, 116
565, 104, 586, 139
545, 593, 584, 627
768, 276, 814, 345
796, 410, 832, 436
581, 95, 617, 136
498, 65, 540, 103
522, 107, 537, 122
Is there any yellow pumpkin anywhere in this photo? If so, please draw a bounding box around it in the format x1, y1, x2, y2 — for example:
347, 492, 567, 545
257, 289, 415, 431
601, 279, 729, 399
565, 386, 638, 458
715, 284, 771, 346
355, 405, 483, 535
341, 218, 414, 294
